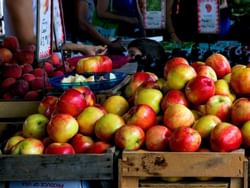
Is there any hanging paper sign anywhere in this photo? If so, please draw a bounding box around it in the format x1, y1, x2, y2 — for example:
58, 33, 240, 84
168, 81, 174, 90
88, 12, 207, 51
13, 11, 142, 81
36, 0, 53, 62
144, 0, 166, 29
197, 0, 220, 34
53, 0, 65, 50
0, 0, 5, 36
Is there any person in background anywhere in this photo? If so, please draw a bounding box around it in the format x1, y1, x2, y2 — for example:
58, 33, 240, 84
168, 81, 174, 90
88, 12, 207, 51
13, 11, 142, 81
127, 38, 167, 77
62, 0, 125, 54
95, 0, 146, 38
4, 0, 107, 56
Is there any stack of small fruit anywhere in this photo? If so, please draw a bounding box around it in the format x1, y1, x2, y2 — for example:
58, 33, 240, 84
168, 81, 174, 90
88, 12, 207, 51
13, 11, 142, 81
3, 52, 250, 155
0, 36, 74, 100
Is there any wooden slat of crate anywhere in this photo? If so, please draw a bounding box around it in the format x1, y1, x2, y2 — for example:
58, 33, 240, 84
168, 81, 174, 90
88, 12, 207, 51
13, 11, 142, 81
139, 181, 229, 188
0, 148, 114, 181
0, 101, 39, 119
120, 149, 245, 178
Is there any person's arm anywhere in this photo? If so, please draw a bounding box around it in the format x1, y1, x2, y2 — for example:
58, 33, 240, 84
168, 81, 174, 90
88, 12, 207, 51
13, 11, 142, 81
96, 0, 138, 24
136, 0, 146, 36
63, 42, 107, 55
166, 0, 181, 42
6, 0, 36, 48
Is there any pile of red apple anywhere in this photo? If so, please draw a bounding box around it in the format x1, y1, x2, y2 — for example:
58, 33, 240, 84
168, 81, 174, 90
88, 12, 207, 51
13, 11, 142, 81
3, 52, 250, 155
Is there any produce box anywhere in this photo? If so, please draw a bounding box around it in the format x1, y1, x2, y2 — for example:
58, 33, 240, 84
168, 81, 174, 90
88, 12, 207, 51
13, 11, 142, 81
0, 147, 115, 181
0, 101, 39, 119
118, 149, 248, 188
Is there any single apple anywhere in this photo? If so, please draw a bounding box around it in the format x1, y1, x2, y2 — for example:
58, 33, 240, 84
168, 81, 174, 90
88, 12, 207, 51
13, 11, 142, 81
87, 141, 111, 154
70, 133, 94, 153
134, 88, 163, 114
192, 115, 221, 139
22, 113, 49, 139
214, 79, 236, 102
205, 53, 231, 78
77, 106, 105, 136
11, 138, 44, 155
231, 98, 250, 126
185, 76, 215, 105
210, 122, 242, 152
45, 142, 75, 154
169, 127, 202, 152
73, 86, 96, 106
95, 113, 125, 142
123, 104, 156, 130
3, 135, 25, 154
103, 95, 129, 116
47, 113, 79, 143
160, 89, 188, 112
205, 95, 232, 122
163, 104, 195, 130
163, 57, 189, 79
145, 125, 172, 151
38, 95, 58, 118
190, 61, 206, 70
195, 65, 217, 81
114, 124, 145, 151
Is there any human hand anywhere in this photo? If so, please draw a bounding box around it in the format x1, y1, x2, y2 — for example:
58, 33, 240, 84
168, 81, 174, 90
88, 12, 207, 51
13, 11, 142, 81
108, 40, 126, 53
124, 17, 139, 25
82, 45, 108, 56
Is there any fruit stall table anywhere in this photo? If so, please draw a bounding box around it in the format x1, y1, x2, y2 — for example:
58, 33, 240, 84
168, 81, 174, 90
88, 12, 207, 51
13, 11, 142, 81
118, 149, 248, 188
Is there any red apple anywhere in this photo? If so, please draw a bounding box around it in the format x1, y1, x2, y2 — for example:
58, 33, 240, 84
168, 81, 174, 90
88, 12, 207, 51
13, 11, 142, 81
195, 65, 217, 81
70, 133, 94, 153
205, 53, 231, 79
163, 104, 195, 130
123, 104, 156, 130
87, 141, 111, 154
47, 113, 79, 143
169, 127, 202, 152
165, 63, 197, 90
22, 113, 49, 139
160, 89, 189, 112
114, 124, 145, 151
56, 88, 87, 117
77, 106, 105, 136
45, 142, 75, 154
210, 122, 242, 152
205, 95, 232, 121
95, 113, 125, 142
145, 125, 172, 151
11, 138, 44, 155
190, 61, 206, 70
231, 98, 250, 126
185, 76, 215, 105
230, 67, 250, 95
73, 86, 96, 106
38, 95, 58, 118
4, 135, 25, 154
99, 55, 113, 72
163, 57, 189, 79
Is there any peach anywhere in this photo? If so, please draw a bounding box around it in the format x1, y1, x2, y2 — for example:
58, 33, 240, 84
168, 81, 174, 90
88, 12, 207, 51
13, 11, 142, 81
2, 92, 13, 100
10, 79, 30, 97
15, 49, 35, 64
50, 53, 61, 65
30, 77, 45, 90
22, 63, 34, 73
33, 68, 47, 77
0, 77, 16, 89
23, 73, 36, 82
24, 90, 40, 100
2, 64, 22, 78
44, 62, 54, 73
51, 70, 64, 77
0, 48, 13, 64
2, 36, 20, 52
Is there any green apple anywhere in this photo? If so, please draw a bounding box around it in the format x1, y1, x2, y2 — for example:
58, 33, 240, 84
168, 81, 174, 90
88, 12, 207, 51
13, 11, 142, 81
134, 88, 163, 114
103, 95, 129, 116
22, 113, 49, 139
4, 135, 25, 154
215, 79, 236, 102
11, 138, 44, 155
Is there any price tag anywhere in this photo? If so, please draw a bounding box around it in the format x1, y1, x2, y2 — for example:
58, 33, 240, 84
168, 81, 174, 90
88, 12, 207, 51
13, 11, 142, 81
197, 0, 220, 34
53, 0, 65, 50
36, 0, 53, 62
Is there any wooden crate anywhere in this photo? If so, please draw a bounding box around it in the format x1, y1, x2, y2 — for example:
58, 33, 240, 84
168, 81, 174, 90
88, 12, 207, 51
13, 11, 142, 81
0, 147, 115, 181
118, 149, 248, 188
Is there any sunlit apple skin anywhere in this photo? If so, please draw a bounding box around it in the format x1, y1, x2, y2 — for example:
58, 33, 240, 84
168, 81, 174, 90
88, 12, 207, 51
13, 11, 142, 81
134, 88, 163, 114
70, 133, 94, 153
94, 113, 125, 142
160, 89, 188, 112
210, 122, 242, 152
241, 121, 250, 148
11, 138, 44, 155
47, 113, 79, 143
185, 76, 215, 105
215, 79, 236, 102
163, 57, 189, 79
166, 63, 197, 90
4, 135, 25, 154
145, 125, 172, 151
190, 61, 206, 70
195, 65, 217, 81
230, 67, 250, 95
231, 98, 250, 126
77, 106, 105, 136
205, 95, 232, 122
114, 125, 145, 151
163, 104, 195, 130
103, 95, 129, 116
87, 141, 111, 154
192, 115, 221, 139
45, 142, 75, 154
124, 71, 158, 99
73, 86, 96, 106
38, 96, 58, 118
169, 127, 201, 152
56, 88, 87, 117
205, 53, 231, 79
123, 104, 156, 131
22, 113, 49, 139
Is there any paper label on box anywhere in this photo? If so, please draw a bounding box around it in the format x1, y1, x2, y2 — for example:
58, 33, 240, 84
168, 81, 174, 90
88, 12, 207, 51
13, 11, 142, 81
9, 181, 82, 188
